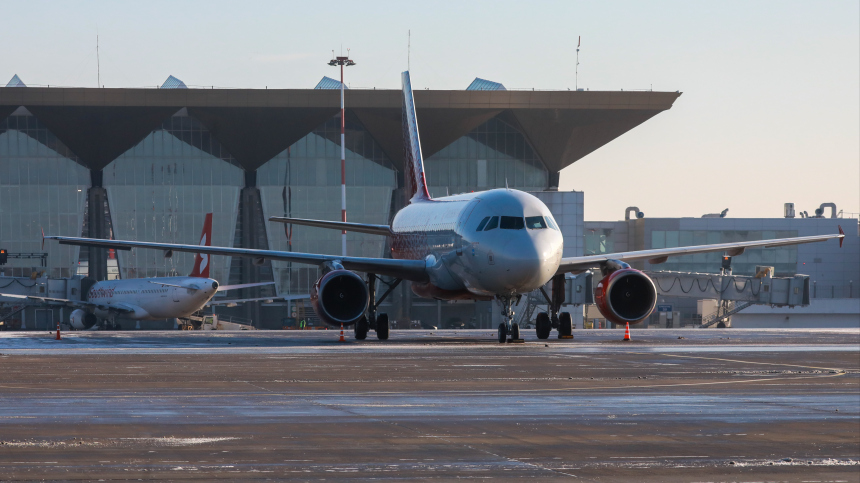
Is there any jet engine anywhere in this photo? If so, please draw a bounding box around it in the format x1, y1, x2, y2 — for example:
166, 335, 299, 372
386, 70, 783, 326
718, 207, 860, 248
69, 309, 98, 330
310, 269, 369, 327
594, 262, 657, 326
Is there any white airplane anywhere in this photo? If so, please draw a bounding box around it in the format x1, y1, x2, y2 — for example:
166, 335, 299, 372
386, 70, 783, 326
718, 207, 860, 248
46, 71, 845, 341
3, 214, 268, 329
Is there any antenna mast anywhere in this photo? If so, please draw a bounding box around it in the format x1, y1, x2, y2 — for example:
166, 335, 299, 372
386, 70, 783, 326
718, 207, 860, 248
97, 35, 100, 87
575, 36, 580, 90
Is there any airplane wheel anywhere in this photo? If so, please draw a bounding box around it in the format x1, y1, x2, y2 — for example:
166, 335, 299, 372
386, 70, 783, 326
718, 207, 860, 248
510, 323, 520, 341
558, 312, 573, 339
535, 312, 551, 340
376, 313, 389, 340
355, 316, 368, 340
497, 323, 507, 343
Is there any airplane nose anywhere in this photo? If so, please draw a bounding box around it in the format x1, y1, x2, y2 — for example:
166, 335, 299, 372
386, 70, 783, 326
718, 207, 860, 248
500, 234, 558, 292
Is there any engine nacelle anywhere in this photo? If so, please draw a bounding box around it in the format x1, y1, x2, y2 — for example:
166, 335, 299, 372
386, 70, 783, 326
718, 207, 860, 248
69, 309, 98, 330
594, 267, 657, 326
310, 269, 369, 327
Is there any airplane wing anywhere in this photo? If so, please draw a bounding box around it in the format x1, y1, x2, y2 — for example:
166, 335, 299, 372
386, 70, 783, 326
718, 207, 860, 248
217, 282, 275, 292
46, 236, 429, 282
207, 293, 308, 307
0, 293, 133, 314
268, 217, 392, 236
556, 229, 845, 275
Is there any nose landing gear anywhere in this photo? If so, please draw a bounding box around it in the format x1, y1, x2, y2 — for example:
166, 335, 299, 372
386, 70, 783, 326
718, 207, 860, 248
496, 295, 523, 343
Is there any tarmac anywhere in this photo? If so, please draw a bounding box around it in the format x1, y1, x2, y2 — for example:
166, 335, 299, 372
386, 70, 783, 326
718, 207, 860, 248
0, 328, 857, 481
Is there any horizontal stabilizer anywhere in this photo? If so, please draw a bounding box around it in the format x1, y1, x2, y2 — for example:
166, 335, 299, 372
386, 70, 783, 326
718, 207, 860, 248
268, 217, 393, 236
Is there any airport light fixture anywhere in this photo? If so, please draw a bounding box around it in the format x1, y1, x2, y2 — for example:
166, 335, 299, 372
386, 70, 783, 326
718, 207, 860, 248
328, 53, 356, 256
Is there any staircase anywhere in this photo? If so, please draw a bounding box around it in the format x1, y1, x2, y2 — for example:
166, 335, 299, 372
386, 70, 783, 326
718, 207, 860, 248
699, 301, 755, 328
0, 305, 25, 325
516, 290, 543, 326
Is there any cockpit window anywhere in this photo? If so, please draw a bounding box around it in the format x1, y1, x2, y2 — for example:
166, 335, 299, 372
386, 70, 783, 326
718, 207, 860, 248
500, 216, 525, 230
525, 216, 547, 229
545, 216, 559, 231
476, 216, 490, 231
483, 216, 499, 231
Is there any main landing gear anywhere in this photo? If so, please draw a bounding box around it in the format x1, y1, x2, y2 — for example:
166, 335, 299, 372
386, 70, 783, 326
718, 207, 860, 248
357, 273, 401, 341
536, 274, 573, 340
497, 295, 523, 343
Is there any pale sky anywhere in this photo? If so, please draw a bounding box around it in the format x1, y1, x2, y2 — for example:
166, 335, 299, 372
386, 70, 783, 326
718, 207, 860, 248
3, 1, 858, 221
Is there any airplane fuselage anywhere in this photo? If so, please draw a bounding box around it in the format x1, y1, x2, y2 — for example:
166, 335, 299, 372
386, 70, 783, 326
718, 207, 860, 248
390, 189, 563, 299
86, 277, 219, 320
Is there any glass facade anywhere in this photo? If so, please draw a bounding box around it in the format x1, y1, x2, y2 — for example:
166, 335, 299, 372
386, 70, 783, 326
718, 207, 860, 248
585, 228, 615, 255
104, 112, 243, 281
258, 116, 396, 295
650, 230, 799, 276
0, 113, 89, 277
425, 117, 547, 197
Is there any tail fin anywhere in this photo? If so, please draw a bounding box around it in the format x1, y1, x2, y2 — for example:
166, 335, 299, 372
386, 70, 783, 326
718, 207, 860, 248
189, 213, 213, 278
402, 71, 431, 202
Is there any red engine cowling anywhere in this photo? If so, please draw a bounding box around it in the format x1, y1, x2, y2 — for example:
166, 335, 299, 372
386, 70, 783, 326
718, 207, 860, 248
594, 268, 657, 326
310, 269, 369, 327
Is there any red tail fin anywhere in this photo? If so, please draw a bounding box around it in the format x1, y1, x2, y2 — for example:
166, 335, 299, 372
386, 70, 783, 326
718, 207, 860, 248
402, 71, 431, 203
189, 213, 213, 278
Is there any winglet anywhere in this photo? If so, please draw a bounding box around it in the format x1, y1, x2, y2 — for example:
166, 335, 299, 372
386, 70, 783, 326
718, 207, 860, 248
838, 225, 844, 248
41, 228, 45, 251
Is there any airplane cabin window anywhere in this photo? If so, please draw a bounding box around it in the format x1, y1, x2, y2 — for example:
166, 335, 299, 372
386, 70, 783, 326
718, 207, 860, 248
484, 216, 499, 231
476, 216, 490, 231
545, 216, 559, 231
525, 216, 547, 229
500, 216, 525, 230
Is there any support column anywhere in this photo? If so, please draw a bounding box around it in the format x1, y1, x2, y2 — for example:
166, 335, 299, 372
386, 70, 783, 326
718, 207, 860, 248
241, 170, 262, 327
548, 171, 560, 190
87, 169, 108, 281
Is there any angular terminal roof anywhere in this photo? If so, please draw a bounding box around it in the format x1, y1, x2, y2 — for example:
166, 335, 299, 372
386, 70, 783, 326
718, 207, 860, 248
466, 78, 506, 91
0, 86, 682, 174
315, 76, 346, 90
6, 74, 26, 87
161, 75, 188, 89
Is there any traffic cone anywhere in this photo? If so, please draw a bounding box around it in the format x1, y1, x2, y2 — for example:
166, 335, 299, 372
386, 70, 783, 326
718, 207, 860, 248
338, 323, 345, 342
55, 321, 61, 341
623, 322, 630, 341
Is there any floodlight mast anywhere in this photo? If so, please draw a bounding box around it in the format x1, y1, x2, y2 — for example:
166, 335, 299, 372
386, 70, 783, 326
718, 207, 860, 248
328, 53, 356, 256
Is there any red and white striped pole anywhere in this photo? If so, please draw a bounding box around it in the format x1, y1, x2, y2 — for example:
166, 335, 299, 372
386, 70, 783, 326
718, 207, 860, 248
328, 52, 355, 257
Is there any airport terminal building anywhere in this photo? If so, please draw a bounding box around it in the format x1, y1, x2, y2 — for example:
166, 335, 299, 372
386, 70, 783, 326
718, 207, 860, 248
0, 74, 682, 328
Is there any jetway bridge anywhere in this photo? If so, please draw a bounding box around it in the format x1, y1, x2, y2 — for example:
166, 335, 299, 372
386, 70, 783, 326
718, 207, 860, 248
517, 266, 811, 330
645, 267, 810, 328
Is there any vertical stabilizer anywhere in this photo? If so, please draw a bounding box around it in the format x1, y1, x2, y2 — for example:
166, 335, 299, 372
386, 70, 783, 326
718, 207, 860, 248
189, 213, 213, 278
402, 71, 431, 202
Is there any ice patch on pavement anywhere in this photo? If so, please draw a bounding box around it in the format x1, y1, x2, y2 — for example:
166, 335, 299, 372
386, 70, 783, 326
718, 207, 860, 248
124, 437, 239, 446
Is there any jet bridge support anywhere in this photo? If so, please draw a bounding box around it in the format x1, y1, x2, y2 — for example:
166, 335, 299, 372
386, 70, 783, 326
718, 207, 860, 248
644, 266, 811, 328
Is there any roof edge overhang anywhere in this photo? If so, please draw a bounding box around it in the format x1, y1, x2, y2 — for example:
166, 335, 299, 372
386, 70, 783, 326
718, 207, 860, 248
0, 87, 681, 110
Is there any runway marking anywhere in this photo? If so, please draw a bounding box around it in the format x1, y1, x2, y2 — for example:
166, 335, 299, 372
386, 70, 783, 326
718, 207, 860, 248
0, 372, 848, 398
650, 352, 850, 372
